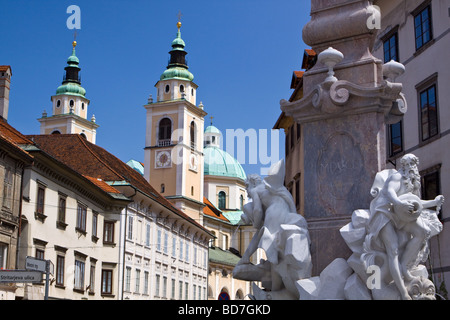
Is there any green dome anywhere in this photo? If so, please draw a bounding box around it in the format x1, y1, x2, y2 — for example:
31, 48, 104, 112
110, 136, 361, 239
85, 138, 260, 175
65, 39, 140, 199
204, 146, 247, 181
56, 83, 86, 97
205, 125, 221, 134
160, 67, 194, 81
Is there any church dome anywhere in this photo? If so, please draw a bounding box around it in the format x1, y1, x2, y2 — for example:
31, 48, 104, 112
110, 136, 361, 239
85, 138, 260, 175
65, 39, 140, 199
56, 82, 86, 97
204, 146, 247, 181
160, 67, 194, 81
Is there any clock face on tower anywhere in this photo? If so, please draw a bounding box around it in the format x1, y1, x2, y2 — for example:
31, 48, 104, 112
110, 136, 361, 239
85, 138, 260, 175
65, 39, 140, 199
155, 150, 171, 168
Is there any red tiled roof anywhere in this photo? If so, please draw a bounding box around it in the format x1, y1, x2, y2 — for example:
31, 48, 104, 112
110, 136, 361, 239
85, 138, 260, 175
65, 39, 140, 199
83, 175, 121, 194
0, 66, 11, 72
27, 134, 209, 233
203, 197, 229, 223
0, 118, 33, 159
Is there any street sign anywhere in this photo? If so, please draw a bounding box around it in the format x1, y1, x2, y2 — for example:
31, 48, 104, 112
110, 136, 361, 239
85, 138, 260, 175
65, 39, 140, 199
25, 256, 47, 273
0, 270, 43, 283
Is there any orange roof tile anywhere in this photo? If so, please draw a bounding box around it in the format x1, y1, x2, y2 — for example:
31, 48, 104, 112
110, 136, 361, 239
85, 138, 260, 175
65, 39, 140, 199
83, 175, 121, 194
203, 197, 229, 222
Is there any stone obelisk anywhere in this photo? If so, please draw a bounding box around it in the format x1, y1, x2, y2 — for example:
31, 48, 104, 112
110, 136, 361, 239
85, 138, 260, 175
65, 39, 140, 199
281, 0, 406, 275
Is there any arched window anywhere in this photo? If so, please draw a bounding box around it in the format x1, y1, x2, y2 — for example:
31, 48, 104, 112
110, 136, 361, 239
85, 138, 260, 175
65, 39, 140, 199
158, 118, 172, 146
165, 85, 170, 93
80, 133, 87, 139
180, 85, 185, 93
52, 130, 61, 135
56, 100, 61, 108
161, 184, 165, 193
190, 121, 196, 150
218, 191, 226, 210
240, 195, 244, 211
235, 289, 244, 300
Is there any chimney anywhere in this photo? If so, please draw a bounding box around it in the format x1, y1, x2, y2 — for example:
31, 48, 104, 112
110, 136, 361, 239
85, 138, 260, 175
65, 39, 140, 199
0, 66, 12, 121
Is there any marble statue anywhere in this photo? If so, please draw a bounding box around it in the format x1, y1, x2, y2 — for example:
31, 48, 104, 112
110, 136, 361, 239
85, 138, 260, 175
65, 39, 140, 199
341, 153, 444, 300
232, 159, 312, 300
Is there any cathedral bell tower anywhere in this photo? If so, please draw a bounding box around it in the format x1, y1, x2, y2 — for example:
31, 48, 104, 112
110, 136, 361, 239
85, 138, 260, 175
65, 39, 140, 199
38, 41, 99, 143
144, 21, 207, 223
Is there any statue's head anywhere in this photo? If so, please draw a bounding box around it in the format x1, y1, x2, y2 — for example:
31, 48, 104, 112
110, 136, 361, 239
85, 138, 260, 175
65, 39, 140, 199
245, 174, 262, 192
400, 154, 419, 173
407, 277, 436, 300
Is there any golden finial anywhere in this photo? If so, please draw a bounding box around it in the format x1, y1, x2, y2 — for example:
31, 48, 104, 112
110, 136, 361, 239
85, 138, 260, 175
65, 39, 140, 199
72, 30, 77, 48
177, 11, 182, 29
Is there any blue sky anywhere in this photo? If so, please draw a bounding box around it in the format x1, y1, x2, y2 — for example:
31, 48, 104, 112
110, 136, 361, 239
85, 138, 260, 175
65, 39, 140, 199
0, 0, 311, 176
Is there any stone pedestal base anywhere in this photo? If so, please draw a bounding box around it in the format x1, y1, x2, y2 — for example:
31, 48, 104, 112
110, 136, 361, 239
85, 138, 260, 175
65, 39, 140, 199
308, 216, 352, 276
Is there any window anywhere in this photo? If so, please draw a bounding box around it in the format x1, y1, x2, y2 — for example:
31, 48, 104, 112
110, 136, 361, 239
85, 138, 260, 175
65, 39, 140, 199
383, 32, 399, 63
218, 191, 226, 210
419, 84, 438, 141
414, 4, 433, 50
295, 178, 300, 208
185, 282, 189, 300
125, 267, 131, 292
102, 269, 113, 295
388, 121, 403, 156
92, 212, 98, 239
240, 194, 244, 211
161, 184, 165, 193
191, 186, 194, 196
421, 166, 441, 219
171, 279, 176, 299
157, 228, 162, 251
81, 103, 85, 110
2, 167, 12, 209
179, 281, 183, 300
89, 263, 95, 294
135, 269, 141, 293
179, 239, 183, 260
74, 260, 85, 291
165, 85, 170, 93
155, 274, 161, 297
158, 118, 172, 145
145, 224, 151, 247
172, 235, 176, 257
103, 221, 115, 244
164, 231, 169, 254
56, 100, 61, 108
163, 276, 167, 298
36, 184, 46, 216
36, 249, 44, 260
185, 242, 189, 262
180, 85, 185, 93
56, 255, 65, 286
190, 121, 196, 150
0, 243, 7, 269
76, 204, 87, 232
193, 285, 197, 300
58, 195, 67, 225
144, 271, 149, 295
127, 215, 133, 240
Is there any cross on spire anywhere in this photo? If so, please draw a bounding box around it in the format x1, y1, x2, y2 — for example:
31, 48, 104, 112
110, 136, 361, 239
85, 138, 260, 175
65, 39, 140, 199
210, 116, 214, 126
177, 10, 183, 23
